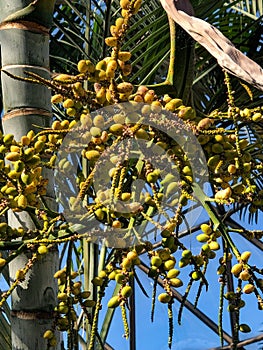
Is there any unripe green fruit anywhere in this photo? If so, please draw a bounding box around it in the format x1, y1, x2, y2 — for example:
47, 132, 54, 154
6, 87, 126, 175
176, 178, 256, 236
109, 123, 125, 135
148, 266, 158, 277
239, 324, 251, 333
196, 233, 210, 242
191, 271, 202, 280
122, 285, 133, 297
151, 256, 162, 267
57, 292, 68, 301
179, 257, 189, 268
83, 300, 96, 307
158, 293, 171, 303
3, 134, 14, 145
182, 250, 192, 259
115, 273, 126, 284
157, 248, 170, 261
92, 276, 103, 286
165, 182, 178, 196
108, 296, 120, 308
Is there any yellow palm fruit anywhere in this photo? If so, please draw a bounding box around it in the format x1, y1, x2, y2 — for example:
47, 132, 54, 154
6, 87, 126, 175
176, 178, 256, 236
215, 187, 232, 200
197, 117, 213, 130
240, 251, 251, 263
105, 37, 118, 47
231, 263, 243, 276
85, 150, 100, 161
21, 135, 30, 146
43, 330, 54, 340
116, 17, 125, 29
144, 90, 155, 103
117, 82, 133, 93
17, 194, 28, 209
93, 115, 105, 128
66, 108, 77, 117
242, 283, 255, 294
96, 60, 107, 71
77, 59, 89, 73
133, 0, 142, 13
96, 87, 106, 104
118, 51, 131, 62
85, 60, 95, 73
122, 285, 133, 297
51, 94, 63, 104
53, 74, 73, 82
6, 152, 20, 161
108, 296, 121, 308
120, 0, 130, 10
63, 99, 74, 109
0, 258, 6, 268
158, 293, 171, 303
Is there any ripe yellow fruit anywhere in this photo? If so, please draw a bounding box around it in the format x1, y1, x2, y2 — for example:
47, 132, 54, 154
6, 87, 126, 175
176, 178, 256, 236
63, 98, 74, 108
240, 251, 251, 263
43, 330, 54, 340
121, 285, 133, 297
120, 0, 130, 10
151, 256, 162, 267
0, 258, 6, 268
169, 278, 183, 287
108, 296, 120, 308
231, 263, 243, 276
105, 37, 118, 47
158, 293, 171, 303
51, 94, 63, 103
242, 283, 255, 294
118, 51, 131, 62
38, 245, 49, 255
117, 82, 134, 93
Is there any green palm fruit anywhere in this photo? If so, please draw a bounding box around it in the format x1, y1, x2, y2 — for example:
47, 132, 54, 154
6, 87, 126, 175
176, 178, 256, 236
115, 273, 126, 284
92, 277, 103, 286
157, 248, 171, 261
196, 233, 210, 242
151, 256, 162, 267
109, 123, 125, 135
239, 324, 251, 333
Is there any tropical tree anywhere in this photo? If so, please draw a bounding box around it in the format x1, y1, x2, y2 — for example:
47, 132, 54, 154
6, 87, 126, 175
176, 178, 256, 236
0, 1, 263, 350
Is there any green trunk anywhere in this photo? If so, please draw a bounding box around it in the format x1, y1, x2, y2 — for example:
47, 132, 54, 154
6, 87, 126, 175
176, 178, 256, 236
0, 1, 59, 349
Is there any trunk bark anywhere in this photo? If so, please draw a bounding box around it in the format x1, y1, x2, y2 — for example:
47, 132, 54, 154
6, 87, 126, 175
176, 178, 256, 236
0, 1, 59, 349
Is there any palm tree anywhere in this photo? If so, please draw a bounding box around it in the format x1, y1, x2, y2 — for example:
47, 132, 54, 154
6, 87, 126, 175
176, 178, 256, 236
0, 1, 60, 349
48, 1, 263, 349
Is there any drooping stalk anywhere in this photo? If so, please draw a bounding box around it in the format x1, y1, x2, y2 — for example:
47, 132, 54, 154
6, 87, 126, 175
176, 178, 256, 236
0, 1, 58, 349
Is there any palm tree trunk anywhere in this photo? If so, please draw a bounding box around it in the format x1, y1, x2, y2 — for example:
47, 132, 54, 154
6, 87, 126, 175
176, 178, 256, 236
0, 1, 59, 349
